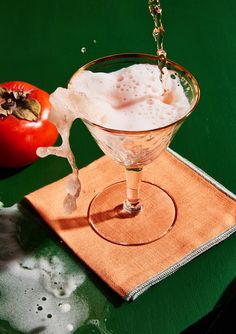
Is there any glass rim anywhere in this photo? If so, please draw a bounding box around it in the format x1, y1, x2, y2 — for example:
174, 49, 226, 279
69, 52, 200, 135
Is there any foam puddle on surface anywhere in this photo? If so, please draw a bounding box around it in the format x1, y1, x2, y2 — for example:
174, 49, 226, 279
0, 257, 88, 333
0, 202, 90, 333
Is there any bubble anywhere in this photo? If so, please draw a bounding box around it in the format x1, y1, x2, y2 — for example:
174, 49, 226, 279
147, 98, 154, 105
89, 319, 100, 326
59, 303, 71, 313
117, 75, 124, 81
81, 47, 86, 53
67, 324, 74, 331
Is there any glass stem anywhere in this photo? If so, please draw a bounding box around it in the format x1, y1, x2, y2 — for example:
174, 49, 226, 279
123, 167, 143, 213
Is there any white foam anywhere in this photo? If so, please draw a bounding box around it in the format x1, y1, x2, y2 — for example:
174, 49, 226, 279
67, 323, 74, 331
59, 303, 71, 312
36, 89, 81, 214
68, 64, 190, 130
0, 203, 89, 333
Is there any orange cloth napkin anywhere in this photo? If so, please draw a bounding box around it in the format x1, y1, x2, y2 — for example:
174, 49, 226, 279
25, 149, 236, 300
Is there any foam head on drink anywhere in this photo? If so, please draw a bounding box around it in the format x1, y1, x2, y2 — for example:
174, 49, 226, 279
37, 64, 190, 212
50, 64, 190, 132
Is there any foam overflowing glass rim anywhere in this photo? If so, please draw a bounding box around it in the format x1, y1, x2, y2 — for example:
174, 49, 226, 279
36, 52, 200, 215
69, 53, 200, 135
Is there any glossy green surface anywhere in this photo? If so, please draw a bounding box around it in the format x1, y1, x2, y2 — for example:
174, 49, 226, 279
0, 0, 235, 333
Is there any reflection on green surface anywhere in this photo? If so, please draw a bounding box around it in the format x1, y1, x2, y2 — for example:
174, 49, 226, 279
0, 202, 111, 334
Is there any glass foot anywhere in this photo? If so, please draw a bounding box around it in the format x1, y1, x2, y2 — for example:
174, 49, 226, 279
88, 181, 177, 246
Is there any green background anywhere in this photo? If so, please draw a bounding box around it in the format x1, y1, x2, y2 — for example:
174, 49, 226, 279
0, 0, 236, 333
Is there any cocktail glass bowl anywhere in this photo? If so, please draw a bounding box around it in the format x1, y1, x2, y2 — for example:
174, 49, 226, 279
70, 53, 200, 246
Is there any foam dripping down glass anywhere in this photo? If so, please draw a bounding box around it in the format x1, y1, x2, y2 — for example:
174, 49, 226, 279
37, 53, 200, 245
66, 53, 200, 245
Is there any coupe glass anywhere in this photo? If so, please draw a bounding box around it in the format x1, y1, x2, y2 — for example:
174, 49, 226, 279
70, 53, 200, 246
